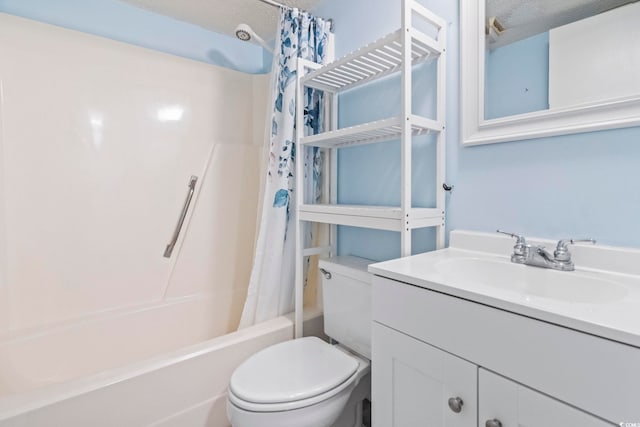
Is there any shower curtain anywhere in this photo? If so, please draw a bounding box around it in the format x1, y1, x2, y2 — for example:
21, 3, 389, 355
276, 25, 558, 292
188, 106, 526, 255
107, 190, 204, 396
239, 8, 331, 328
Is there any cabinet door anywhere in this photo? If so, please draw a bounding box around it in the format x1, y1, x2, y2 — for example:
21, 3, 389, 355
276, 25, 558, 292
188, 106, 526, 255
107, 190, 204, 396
479, 368, 615, 427
372, 322, 477, 427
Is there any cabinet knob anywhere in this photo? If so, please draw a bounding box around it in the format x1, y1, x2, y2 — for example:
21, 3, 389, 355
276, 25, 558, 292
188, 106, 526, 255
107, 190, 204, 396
447, 397, 464, 413
485, 419, 503, 427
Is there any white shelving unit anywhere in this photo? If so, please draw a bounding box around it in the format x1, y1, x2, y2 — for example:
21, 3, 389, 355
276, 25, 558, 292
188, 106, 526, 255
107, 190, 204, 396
294, 0, 447, 337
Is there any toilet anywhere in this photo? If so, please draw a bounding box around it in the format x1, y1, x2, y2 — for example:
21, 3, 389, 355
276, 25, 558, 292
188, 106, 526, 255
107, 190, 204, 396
227, 256, 372, 427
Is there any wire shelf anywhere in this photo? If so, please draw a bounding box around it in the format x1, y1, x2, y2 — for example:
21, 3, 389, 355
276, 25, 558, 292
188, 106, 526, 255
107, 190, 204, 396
300, 115, 442, 148
302, 28, 443, 93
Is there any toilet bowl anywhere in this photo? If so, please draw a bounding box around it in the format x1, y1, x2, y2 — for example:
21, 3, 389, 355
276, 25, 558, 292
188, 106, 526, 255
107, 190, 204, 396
227, 256, 373, 427
227, 337, 369, 427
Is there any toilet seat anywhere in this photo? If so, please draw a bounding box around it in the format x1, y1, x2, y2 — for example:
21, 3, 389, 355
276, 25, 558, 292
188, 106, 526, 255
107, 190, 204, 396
228, 369, 359, 412
228, 337, 367, 413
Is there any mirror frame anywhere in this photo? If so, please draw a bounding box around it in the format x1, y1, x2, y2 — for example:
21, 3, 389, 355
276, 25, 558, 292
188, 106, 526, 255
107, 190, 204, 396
461, 0, 640, 146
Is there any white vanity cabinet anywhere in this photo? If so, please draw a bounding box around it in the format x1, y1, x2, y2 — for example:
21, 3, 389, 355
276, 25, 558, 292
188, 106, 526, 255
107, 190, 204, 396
373, 323, 477, 427
372, 275, 637, 426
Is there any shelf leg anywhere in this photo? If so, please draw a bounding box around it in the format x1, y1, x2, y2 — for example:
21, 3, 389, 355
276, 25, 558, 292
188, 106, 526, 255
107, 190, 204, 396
400, 0, 413, 257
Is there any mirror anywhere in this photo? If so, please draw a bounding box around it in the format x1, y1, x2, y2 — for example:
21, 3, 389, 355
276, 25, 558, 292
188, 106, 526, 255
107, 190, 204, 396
461, 0, 640, 145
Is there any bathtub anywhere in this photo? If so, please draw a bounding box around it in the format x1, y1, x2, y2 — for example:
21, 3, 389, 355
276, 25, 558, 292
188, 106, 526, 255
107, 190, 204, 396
0, 12, 319, 426
0, 295, 321, 426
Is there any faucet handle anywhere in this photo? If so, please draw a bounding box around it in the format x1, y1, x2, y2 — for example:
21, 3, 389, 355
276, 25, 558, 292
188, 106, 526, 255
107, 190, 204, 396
554, 238, 596, 262
496, 230, 526, 245
496, 230, 528, 258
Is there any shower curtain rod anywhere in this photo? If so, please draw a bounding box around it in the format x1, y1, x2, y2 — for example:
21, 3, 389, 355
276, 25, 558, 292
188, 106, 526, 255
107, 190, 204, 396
257, 0, 334, 28
258, 0, 291, 9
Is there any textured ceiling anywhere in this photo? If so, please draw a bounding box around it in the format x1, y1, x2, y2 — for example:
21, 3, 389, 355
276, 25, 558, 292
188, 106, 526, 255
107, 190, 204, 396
121, 0, 323, 43
488, 0, 638, 47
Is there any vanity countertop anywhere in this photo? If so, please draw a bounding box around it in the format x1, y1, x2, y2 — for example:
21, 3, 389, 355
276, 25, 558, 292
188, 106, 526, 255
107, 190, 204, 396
369, 230, 640, 349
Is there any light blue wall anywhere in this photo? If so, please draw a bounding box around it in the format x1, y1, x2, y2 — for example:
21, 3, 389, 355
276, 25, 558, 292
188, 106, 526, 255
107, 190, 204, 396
452, 126, 640, 247
0, 0, 269, 74
314, 0, 640, 261
485, 32, 549, 119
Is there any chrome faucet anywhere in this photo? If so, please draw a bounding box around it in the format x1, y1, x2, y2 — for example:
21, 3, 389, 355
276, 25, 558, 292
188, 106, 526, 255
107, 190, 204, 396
496, 230, 595, 271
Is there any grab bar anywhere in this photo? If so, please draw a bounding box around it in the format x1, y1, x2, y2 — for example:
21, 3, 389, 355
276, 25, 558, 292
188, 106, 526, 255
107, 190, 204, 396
163, 175, 198, 258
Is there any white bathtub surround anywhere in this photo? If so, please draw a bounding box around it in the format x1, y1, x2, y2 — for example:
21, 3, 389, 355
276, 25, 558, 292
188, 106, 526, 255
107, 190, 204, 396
0, 8, 271, 343
0, 67, 5, 331
0, 12, 268, 337
1, 295, 226, 396
239, 9, 332, 328
0, 10, 278, 425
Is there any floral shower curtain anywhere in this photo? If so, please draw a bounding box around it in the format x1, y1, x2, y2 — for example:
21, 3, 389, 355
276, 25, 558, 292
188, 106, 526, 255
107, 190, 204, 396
239, 8, 331, 328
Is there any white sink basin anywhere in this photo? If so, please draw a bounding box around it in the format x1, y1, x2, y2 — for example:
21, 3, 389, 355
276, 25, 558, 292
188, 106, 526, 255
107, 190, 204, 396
435, 257, 628, 304
368, 231, 640, 348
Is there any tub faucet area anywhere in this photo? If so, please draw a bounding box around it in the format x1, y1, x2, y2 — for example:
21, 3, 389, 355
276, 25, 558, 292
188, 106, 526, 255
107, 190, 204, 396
497, 230, 596, 271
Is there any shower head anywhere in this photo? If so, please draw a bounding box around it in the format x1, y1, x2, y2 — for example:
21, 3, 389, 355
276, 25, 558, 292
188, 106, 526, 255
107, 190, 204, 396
234, 23, 274, 53
235, 23, 253, 41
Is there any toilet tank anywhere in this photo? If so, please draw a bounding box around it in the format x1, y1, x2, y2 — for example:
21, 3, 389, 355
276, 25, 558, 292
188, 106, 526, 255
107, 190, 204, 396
319, 256, 373, 359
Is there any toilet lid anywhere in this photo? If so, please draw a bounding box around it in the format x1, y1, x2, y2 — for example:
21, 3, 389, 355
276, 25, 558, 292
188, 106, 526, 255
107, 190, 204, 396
229, 337, 359, 404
